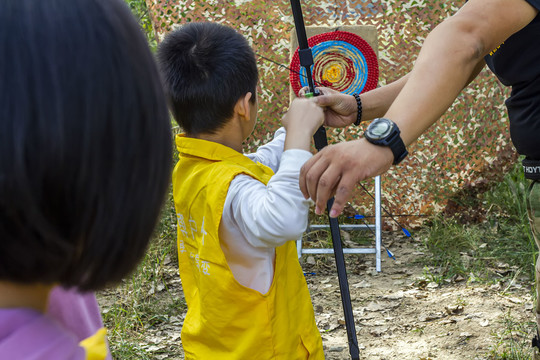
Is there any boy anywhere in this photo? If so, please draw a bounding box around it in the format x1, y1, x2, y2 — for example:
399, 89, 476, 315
157, 22, 325, 359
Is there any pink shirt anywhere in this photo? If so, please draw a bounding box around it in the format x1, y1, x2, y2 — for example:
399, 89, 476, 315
48, 286, 112, 360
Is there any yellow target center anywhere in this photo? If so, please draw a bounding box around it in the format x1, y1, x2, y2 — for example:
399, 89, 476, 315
322, 64, 343, 83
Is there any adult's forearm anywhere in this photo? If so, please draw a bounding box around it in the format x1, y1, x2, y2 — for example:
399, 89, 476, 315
383, 20, 487, 146
383, 0, 538, 147
359, 59, 482, 124
360, 74, 409, 122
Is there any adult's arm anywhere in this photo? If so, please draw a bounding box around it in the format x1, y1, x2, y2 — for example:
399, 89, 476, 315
300, 0, 539, 217
306, 54, 485, 127
302, 74, 410, 127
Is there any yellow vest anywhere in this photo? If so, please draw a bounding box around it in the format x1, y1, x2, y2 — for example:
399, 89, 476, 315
173, 135, 324, 360
79, 328, 108, 360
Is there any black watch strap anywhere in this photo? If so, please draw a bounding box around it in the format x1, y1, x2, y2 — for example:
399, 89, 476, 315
388, 131, 408, 165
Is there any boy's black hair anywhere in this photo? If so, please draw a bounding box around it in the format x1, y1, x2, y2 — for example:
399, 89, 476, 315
0, 0, 172, 291
157, 22, 259, 135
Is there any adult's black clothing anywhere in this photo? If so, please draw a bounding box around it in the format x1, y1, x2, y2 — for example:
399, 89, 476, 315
484, 0, 540, 160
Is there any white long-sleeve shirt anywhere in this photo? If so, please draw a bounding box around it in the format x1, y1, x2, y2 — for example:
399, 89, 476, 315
219, 128, 313, 294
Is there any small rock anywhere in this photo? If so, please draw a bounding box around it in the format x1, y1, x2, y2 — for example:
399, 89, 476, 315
507, 297, 523, 304
369, 327, 388, 337
328, 346, 345, 352
365, 301, 385, 312
419, 312, 444, 322
352, 280, 371, 288
444, 305, 464, 315
383, 291, 404, 300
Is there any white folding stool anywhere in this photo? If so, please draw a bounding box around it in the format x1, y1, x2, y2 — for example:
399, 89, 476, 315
296, 175, 382, 272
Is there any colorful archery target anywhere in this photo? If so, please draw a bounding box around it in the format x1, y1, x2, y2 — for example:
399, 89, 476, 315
290, 31, 378, 95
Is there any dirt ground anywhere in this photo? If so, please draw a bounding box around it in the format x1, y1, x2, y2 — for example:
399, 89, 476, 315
302, 235, 535, 360
101, 234, 536, 360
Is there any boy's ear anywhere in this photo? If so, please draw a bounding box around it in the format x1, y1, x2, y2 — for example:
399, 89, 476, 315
234, 92, 253, 121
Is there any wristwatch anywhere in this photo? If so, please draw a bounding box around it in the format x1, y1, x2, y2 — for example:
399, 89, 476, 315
364, 118, 408, 165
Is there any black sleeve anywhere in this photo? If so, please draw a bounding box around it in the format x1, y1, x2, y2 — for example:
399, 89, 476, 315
525, 0, 540, 11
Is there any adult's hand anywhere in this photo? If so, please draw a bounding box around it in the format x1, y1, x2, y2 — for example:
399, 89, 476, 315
299, 138, 394, 217
298, 86, 357, 128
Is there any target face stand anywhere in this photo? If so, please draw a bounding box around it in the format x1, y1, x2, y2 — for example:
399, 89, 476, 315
290, 31, 378, 96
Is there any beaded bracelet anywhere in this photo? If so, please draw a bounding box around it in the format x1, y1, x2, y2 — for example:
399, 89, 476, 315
353, 93, 363, 126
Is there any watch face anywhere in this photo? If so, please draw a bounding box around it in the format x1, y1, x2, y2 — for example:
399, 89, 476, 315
367, 118, 392, 139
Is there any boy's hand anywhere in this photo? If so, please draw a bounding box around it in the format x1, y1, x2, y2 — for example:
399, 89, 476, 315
283, 98, 324, 151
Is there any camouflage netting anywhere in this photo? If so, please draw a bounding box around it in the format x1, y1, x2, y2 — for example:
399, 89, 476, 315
146, 0, 516, 229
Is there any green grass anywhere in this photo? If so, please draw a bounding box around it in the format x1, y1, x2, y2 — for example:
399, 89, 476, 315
488, 312, 536, 360
417, 161, 536, 360
419, 161, 536, 283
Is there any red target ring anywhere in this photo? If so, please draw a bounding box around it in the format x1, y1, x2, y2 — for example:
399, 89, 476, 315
290, 31, 378, 95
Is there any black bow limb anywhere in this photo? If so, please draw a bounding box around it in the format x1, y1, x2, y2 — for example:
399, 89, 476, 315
289, 1, 360, 359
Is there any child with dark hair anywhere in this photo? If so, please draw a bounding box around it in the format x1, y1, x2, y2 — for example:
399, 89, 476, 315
0, 0, 172, 358
157, 22, 325, 359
